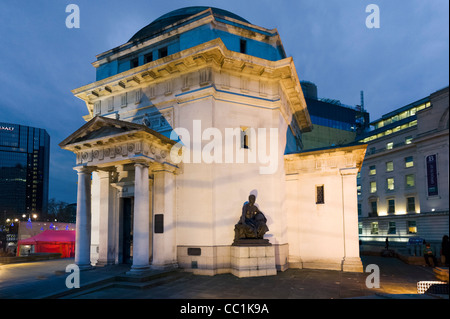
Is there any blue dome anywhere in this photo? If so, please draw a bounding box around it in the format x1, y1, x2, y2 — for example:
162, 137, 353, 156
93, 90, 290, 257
129, 6, 250, 42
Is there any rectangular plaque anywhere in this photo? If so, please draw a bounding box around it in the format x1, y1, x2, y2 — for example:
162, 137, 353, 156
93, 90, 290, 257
187, 248, 201, 256
154, 214, 164, 233
426, 154, 438, 196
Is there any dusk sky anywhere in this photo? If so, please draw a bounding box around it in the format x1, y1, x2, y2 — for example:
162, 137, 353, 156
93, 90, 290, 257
0, 0, 448, 204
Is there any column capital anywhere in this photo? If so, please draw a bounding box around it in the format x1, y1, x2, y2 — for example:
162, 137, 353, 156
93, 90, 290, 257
150, 162, 178, 174
73, 165, 97, 174
339, 167, 359, 176
132, 160, 150, 168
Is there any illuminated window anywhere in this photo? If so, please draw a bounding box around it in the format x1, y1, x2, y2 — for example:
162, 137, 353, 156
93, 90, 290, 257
358, 223, 363, 234
388, 222, 396, 234
316, 185, 324, 204
369, 165, 376, 175
371, 222, 379, 234
406, 174, 415, 188
386, 142, 393, 150
386, 161, 394, 172
357, 184, 361, 196
407, 197, 416, 212
405, 136, 413, 144
407, 221, 417, 234
387, 177, 395, 190
370, 181, 377, 193
405, 156, 414, 168
388, 199, 395, 214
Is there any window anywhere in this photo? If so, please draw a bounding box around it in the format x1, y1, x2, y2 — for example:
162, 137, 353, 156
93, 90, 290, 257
121, 93, 127, 107
388, 222, 396, 234
387, 177, 395, 190
386, 161, 394, 172
144, 52, 153, 64
407, 197, 415, 212
358, 203, 362, 215
369, 147, 376, 154
371, 222, 379, 234
405, 156, 414, 168
159, 46, 168, 58
107, 97, 114, 112
405, 136, 413, 144
357, 184, 361, 196
316, 185, 324, 204
370, 181, 377, 193
386, 142, 393, 150
388, 199, 395, 214
94, 101, 101, 115
405, 174, 415, 188
358, 223, 363, 235
240, 127, 250, 149
240, 39, 247, 54
407, 221, 417, 234
130, 57, 139, 68
135, 89, 141, 105
369, 165, 376, 175
370, 200, 377, 215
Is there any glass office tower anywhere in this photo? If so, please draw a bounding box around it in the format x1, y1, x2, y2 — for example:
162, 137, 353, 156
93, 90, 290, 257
0, 123, 50, 223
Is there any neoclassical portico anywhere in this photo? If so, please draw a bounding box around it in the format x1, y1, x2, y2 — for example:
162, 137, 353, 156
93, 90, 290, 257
60, 116, 180, 272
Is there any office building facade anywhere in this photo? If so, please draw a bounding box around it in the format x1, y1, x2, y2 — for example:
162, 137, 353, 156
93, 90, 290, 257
0, 123, 50, 222
357, 87, 449, 248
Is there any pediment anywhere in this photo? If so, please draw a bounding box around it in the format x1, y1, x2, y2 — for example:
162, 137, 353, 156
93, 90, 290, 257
59, 115, 174, 149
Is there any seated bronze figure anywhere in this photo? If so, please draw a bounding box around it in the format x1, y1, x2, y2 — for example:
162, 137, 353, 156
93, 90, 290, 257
234, 195, 269, 242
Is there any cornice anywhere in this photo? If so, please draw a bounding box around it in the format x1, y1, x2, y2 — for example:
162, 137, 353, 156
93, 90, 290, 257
73, 38, 312, 132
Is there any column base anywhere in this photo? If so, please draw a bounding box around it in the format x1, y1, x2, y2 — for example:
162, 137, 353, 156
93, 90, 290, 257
151, 262, 178, 271
96, 260, 115, 267
127, 264, 150, 275
76, 263, 94, 271
342, 257, 364, 273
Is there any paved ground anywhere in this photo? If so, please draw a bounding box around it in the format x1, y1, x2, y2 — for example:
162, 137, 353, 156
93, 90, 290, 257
0, 255, 447, 300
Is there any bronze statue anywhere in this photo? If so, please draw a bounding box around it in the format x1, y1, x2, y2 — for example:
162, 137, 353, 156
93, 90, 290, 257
234, 195, 269, 242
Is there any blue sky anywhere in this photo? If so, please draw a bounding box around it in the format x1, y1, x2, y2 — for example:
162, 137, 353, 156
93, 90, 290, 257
0, 0, 448, 204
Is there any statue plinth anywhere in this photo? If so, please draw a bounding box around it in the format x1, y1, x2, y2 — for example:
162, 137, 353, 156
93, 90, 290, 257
230, 195, 276, 277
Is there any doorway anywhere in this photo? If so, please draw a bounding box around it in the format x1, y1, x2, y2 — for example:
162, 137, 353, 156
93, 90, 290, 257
122, 197, 133, 264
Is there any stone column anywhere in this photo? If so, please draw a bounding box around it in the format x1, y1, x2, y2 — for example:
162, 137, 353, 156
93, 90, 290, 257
130, 162, 150, 273
97, 169, 115, 266
340, 167, 363, 272
74, 166, 94, 269
151, 163, 177, 270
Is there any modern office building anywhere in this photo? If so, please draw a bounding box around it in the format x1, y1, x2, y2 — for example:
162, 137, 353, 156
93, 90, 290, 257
0, 123, 50, 222
357, 86, 449, 250
300, 81, 370, 150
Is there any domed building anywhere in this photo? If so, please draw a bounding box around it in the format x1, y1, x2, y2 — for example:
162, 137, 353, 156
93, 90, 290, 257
60, 7, 366, 276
